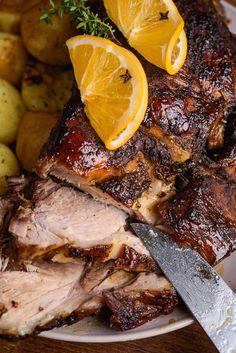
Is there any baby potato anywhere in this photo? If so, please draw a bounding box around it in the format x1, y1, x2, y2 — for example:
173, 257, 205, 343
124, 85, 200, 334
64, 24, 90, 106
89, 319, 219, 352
22, 0, 43, 13
0, 12, 21, 34
22, 61, 73, 112
21, 2, 76, 66
0, 0, 41, 13
16, 111, 58, 172
0, 0, 42, 33
0, 78, 25, 145
0, 0, 26, 12
0, 0, 24, 33
0, 143, 20, 195
0, 32, 27, 86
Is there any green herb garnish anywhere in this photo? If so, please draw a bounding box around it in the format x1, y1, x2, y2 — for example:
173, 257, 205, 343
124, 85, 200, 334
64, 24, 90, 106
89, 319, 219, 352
40, 0, 115, 38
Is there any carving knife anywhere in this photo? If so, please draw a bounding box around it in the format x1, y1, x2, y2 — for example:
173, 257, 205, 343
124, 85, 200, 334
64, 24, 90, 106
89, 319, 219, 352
131, 223, 236, 353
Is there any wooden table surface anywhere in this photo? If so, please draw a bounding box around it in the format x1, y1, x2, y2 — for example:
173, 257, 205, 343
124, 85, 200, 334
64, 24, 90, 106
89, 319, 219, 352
0, 1, 235, 352
0, 323, 219, 353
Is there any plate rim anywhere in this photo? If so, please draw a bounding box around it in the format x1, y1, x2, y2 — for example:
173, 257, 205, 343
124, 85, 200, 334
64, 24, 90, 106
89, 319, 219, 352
41, 318, 194, 343
223, 0, 236, 13
41, 0, 234, 343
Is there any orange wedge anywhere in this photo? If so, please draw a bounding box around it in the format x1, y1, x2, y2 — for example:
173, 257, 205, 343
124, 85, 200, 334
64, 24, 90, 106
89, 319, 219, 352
104, 0, 187, 75
66, 35, 148, 150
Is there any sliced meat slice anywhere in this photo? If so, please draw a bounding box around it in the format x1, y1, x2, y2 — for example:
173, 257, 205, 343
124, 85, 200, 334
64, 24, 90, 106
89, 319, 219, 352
9, 178, 127, 258
104, 272, 178, 331
159, 173, 236, 265
0, 261, 87, 338
8, 178, 156, 271
0, 261, 133, 338
0, 260, 177, 338
13, 178, 128, 245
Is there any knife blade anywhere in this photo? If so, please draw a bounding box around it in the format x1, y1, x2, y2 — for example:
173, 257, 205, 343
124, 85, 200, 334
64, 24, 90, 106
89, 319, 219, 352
131, 223, 236, 353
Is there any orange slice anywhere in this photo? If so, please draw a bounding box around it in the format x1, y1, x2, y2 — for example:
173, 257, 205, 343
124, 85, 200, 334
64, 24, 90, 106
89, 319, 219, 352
66, 35, 148, 150
104, 0, 188, 75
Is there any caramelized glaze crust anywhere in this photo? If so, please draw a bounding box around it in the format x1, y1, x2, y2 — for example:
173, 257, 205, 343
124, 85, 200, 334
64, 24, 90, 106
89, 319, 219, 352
214, 113, 236, 181
104, 273, 178, 331
160, 173, 236, 265
38, 0, 236, 224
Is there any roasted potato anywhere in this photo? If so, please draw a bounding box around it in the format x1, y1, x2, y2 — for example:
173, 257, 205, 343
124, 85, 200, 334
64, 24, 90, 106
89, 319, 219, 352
0, 143, 20, 195
0, 32, 27, 86
22, 61, 73, 112
0, 0, 24, 33
22, 0, 43, 13
0, 0, 42, 14
16, 111, 58, 171
21, 2, 76, 66
0, 0, 26, 12
0, 0, 40, 34
0, 12, 21, 34
0, 78, 25, 145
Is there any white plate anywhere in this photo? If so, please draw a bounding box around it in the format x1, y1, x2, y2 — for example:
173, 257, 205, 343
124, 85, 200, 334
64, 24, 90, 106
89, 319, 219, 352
41, 1, 236, 343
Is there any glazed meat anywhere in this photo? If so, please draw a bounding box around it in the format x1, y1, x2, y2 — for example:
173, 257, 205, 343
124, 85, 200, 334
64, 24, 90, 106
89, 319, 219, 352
212, 112, 236, 181
1, 0, 236, 340
104, 272, 177, 330
38, 0, 236, 224
82, 263, 177, 332
0, 176, 178, 337
0, 260, 176, 338
159, 172, 236, 265
7, 178, 156, 271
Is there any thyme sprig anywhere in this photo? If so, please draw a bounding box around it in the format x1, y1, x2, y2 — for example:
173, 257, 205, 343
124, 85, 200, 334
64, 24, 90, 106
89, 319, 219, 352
40, 0, 115, 38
